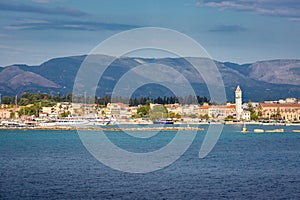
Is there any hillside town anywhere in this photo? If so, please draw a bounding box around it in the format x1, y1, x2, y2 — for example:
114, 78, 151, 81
0, 86, 300, 127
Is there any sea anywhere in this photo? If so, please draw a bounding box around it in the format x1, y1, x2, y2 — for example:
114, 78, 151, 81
0, 124, 300, 199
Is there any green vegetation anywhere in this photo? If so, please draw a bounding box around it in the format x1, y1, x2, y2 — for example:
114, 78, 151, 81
136, 105, 150, 118
200, 114, 210, 120
1, 92, 210, 107
61, 111, 71, 118
149, 105, 168, 120
168, 112, 181, 119
225, 115, 234, 121
18, 105, 41, 117
247, 102, 258, 120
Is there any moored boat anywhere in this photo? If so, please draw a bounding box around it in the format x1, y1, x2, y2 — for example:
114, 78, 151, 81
55, 119, 89, 126
153, 120, 174, 124
254, 129, 264, 133
241, 122, 248, 133
265, 129, 284, 133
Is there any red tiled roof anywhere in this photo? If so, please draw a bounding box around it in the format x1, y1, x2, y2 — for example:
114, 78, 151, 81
260, 103, 300, 108
200, 105, 211, 109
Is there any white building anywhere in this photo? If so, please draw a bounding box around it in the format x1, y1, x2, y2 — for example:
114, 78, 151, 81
241, 110, 251, 121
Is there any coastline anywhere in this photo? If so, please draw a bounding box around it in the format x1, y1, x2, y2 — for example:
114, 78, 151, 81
0, 126, 204, 131
0, 122, 300, 131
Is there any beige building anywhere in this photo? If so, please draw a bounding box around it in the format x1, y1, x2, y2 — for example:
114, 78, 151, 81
0, 108, 19, 119
0, 109, 13, 119
259, 103, 300, 121
107, 103, 131, 119
241, 110, 251, 121
165, 104, 182, 115
199, 103, 236, 119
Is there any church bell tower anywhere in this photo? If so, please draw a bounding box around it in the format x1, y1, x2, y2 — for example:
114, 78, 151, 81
235, 85, 242, 120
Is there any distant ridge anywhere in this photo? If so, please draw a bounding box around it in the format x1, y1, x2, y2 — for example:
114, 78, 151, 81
0, 55, 299, 102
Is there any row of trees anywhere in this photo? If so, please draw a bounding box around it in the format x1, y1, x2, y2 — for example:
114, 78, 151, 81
133, 104, 181, 120
1, 93, 210, 106
98, 95, 209, 106
1, 93, 73, 106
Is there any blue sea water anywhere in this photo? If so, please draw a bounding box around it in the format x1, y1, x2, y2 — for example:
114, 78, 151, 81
0, 125, 300, 199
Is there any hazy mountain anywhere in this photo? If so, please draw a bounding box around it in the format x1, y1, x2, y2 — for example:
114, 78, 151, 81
0, 55, 299, 102
247, 60, 300, 86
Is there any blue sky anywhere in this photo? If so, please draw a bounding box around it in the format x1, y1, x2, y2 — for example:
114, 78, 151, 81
0, 0, 299, 66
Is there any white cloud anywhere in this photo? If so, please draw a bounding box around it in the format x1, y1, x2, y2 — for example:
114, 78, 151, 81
202, 0, 300, 19
31, 0, 62, 3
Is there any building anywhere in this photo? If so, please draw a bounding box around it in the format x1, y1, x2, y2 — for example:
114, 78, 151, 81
164, 104, 182, 115
235, 85, 243, 120
41, 102, 75, 118
241, 110, 251, 121
259, 103, 300, 121
0, 107, 19, 119
181, 104, 199, 116
199, 103, 236, 120
107, 103, 130, 119
0, 109, 13, 119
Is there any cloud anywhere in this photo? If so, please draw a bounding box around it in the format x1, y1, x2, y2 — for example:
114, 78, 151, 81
0, 1, 86, 16
4, 19, 139, 31
202, 0, 300, 21
31, 0, 62, 3
209, 25, 246, 32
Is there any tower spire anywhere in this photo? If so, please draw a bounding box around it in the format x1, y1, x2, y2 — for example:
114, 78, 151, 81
235, 85, 242, 120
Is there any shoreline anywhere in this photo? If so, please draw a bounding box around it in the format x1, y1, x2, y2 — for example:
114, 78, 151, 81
0, 126, 205, 131
0, 122, 300, 131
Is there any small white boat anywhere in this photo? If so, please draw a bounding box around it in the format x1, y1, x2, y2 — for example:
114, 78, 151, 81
265, 129, 284, 133
55, 119, 89, 126
254, 129, 264, 133
39, 121, 57, 127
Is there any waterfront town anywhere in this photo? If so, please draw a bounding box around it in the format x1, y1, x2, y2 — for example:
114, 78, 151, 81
0, 86, 299, 127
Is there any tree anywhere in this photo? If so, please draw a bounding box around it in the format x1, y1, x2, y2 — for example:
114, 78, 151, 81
247, 102, 255, 115
2, 96, 12, 104
250, 113, 258, 120
10, 112, 16, 119
168, 112, 181, 119
137, 105, 150, 117
61, 111, 71, 118
257, 104, 263, 118
200, 114, 210, 120
225, 115, 234, 121
247, 102, 259, 120
168, 112, 176, 119
149, 105, 168, 120
19, 98, 30, 106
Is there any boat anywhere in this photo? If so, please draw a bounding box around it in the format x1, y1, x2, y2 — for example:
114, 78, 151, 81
254, 129, 264, 133
39, 121, 57, 127
241, 122, 248, 133
292, 130, 300, 133
1, 121, 26, 128
55, 119, 89, 126
87, 118, 109, 126
265, 129, 284, 133
153, 120, 174, 124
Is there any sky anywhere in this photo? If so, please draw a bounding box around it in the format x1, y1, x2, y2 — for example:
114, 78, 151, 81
0, 0, 300, 66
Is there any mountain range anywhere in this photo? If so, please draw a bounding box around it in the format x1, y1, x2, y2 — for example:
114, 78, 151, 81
0, 55, 299, 102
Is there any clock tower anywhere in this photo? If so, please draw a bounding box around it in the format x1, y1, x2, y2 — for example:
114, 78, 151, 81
235, 85, 242, 120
